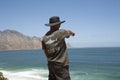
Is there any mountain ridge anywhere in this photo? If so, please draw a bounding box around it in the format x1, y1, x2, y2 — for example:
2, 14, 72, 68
0, 29, 72, 50
0, 29, 42, 50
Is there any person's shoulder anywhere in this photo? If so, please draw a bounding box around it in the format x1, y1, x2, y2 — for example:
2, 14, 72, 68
58, 29, 67, 33
42, 31, 50, 40
45, 31, 51, 36
59, 29, 66, 31
56, 29, 69, 36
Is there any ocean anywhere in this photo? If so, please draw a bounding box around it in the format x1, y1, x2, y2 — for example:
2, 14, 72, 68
0, 47, 120, 80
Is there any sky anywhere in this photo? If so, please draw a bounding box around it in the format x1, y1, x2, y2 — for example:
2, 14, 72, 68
0, 0, 120, 48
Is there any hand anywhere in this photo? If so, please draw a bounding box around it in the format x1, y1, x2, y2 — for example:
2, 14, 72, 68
68, 30, 75, 36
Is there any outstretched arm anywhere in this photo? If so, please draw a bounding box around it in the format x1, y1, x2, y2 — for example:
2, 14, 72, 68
59, 29, 75, 39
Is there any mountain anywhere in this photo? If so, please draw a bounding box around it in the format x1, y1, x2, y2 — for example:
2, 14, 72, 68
0, 30, 42, 50
0, 29, 72, 50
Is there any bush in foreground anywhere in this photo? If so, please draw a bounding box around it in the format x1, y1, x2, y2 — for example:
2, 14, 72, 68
0, 72, 8, 80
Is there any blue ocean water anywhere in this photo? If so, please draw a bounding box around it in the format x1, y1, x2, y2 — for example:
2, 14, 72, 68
0, 47, 120, 80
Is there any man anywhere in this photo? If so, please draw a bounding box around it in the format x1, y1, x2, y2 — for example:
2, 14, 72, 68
42, 16, 75, 80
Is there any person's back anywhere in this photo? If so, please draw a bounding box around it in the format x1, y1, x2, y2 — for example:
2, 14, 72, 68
42, 16, 75, 80
42, 29, 70, 66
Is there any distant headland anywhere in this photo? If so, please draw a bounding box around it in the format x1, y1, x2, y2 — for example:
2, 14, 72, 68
0, 30, 72, 50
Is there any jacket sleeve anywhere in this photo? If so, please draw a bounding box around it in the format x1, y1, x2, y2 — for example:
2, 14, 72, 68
59, 29, 70, 39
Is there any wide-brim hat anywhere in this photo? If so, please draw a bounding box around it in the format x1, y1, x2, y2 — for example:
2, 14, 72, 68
45, 16, 65, 26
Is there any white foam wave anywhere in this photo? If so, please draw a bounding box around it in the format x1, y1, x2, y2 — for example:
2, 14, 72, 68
0, 69, 48, 80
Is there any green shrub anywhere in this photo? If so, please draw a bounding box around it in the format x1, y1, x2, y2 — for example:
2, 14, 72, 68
0, 72, 8, 80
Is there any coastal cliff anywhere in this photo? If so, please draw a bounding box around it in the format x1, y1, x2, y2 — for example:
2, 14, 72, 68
0, 30, 42, 50
0, 30, 72, 50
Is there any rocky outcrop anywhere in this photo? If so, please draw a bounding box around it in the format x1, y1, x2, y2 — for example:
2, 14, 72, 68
0, 72, 8, 80
0, 30, 42, 50
0, 29, 72, 50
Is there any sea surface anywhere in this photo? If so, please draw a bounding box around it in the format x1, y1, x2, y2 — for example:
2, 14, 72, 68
0, 47, 120, 80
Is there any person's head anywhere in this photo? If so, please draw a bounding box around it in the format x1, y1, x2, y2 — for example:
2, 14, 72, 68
45, 16, 65, 30
50, 23, 61, 30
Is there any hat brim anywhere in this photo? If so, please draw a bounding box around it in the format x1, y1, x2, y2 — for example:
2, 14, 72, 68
45, 20, 65, 26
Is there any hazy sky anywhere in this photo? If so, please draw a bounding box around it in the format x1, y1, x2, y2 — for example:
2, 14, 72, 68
0, 0, 120, 47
